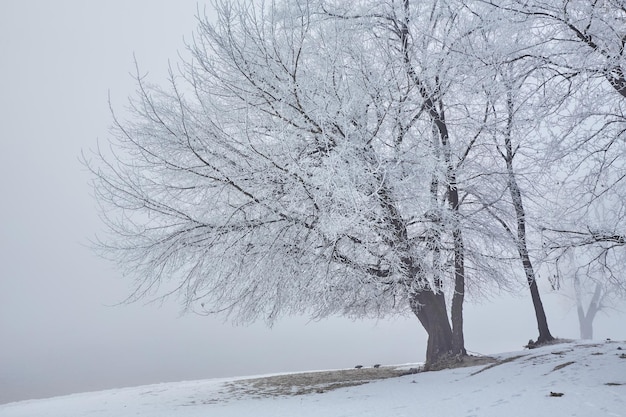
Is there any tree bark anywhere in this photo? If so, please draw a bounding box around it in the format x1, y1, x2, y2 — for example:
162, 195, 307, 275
507, 149, 554, 344
427, 106, 466, 357
524, 261, 554, 343
439, 107, 467, 357
450, 229, 466, 355
410, 289, 454, 367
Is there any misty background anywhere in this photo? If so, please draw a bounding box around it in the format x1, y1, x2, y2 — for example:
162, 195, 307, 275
0, 0, 623, 405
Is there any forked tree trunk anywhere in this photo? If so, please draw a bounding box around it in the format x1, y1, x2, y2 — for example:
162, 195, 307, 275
436, 86, 467, 356
576, 278, 603, 340
428, 136, 466, 357
410, 290, 454, 367
400, 0, 466, 363
441, 130, 466, 357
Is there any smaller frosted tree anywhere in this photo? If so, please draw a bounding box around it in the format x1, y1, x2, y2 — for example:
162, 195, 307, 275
482, 0, 626, 342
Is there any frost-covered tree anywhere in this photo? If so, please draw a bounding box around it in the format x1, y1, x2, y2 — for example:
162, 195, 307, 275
484, 66, 556, 344
480, 0, 626, 339
90, 0, 500, 366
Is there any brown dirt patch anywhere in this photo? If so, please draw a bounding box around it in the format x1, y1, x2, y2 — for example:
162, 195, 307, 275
221, 355, 496, 400
221, 366, 411, 398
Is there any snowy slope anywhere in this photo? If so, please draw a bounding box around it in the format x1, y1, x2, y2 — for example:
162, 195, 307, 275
2, 340, 625, 417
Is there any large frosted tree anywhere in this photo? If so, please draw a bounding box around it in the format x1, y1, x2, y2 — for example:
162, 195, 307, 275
89, 0, 508, 367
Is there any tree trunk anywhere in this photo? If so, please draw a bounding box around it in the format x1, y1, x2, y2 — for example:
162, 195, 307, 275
578, 313, 594, 340
510, 166, 554, 343
576, 278, 603, 340
400, 0, 466, 363
428, 126, 466, 357
504, 91, 554, 344
436, 91, 466, 358
451, 229, 466, 355
410, 290, 454, 367
526, 266, 554, 343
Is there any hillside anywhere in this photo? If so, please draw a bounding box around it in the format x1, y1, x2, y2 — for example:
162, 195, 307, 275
1, 340, 624, 417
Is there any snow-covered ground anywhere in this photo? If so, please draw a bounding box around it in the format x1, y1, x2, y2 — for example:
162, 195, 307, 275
2, 340, 624, 417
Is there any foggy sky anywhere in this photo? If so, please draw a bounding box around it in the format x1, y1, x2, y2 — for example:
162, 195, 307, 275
0, 0, 623, 406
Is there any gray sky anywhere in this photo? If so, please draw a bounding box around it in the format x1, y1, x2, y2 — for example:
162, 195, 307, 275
0, 0, 623, 406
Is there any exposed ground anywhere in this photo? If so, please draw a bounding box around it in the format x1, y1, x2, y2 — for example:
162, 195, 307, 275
218, 354, 496, 400
220, 366, 412, 399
